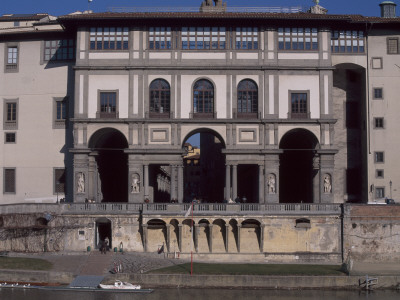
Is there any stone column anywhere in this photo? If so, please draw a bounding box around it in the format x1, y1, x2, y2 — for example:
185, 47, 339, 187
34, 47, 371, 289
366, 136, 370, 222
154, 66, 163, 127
194, 224, 199, 252
225, 164, 231, 201
264, 153, 280, 203
166, 224, 171, 252
258, 164, 265, 203
144, 164, 149, 201
73, 153, 90, 203
259, 224, 265, 253
142, 224, 148, 252
237, 224, 241, 253
178, 164, 184, 203
313, 153, 321, 203
88, 154, 97, 202
170, 165, 177, 202
208, 224, 213, 253
225, 224, 230, 253
232, 165, 238, 200
178, 224, 183, 252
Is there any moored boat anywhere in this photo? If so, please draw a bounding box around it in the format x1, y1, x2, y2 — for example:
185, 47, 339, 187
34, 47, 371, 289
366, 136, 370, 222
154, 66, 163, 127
99, 280, 141, 290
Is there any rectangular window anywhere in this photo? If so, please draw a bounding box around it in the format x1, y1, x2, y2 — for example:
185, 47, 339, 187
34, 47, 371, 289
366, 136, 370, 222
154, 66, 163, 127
54, 168, 66, 195
372, 57, 383, 69
235, 27, 258, 50
4, 168, 16, 193
44, 39, 75, 61
278, 27, 318, 51
3, 100, 18, 129
375, 151, 384, 163
373, 88, 383, 99
5, 132, 16, 143
53, 97, 67, 128
90, 27, 129, 50
387, 37, 399, 54
6, 46, 18, 71
374, 117, 384, 129
98, 91, 118, 118
375, 187, 385, 199
181, 27, 226, 50
7, 102, 17, 122
331, 30, 365, 53
290, 92, 309, 119
149, 27, 172, 50
376, 169, 384, 178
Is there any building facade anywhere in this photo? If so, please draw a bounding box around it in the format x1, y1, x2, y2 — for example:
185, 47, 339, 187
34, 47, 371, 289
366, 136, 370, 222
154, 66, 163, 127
0, 1, 400, 259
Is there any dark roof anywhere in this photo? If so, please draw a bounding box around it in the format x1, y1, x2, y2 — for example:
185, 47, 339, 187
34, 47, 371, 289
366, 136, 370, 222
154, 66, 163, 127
58, 11, 400, 25
0, 14, 48, 21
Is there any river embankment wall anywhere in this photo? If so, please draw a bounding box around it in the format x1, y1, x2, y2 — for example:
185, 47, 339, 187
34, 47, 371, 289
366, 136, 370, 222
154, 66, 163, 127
105, 273, 400, 290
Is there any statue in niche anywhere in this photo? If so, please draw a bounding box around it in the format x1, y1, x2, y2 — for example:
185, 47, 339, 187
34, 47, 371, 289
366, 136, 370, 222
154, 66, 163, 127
267, 174, 276, 194
324, 174, 332, 193
77, 172, 85, 193
131, 173, 140, 193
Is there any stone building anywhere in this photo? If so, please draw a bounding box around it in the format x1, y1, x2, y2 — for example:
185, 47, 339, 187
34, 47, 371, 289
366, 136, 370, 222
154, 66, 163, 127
0, 1, 400, 260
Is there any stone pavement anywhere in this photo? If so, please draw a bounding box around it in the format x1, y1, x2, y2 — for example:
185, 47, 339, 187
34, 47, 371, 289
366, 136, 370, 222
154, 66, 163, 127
10, 251, 400, 277
351, 261, 400, 276
78, 251, 114, 275
16, 250, 187, 276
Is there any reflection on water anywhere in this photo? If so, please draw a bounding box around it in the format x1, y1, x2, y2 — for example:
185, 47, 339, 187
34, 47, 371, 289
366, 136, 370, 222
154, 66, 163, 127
1, 288, 400, 300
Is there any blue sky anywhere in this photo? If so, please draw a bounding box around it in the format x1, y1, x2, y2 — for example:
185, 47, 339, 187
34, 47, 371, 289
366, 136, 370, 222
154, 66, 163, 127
1, 0, 393, 17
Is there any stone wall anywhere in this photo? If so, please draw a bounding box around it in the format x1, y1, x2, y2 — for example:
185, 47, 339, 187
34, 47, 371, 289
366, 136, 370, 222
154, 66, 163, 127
344, 204, 400, 262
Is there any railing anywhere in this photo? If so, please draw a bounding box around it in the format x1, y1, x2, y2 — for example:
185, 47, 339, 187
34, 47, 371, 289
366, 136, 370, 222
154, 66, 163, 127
67, 203, 142, 214
108, 6, 306, 13
142, 203, 341, 215
0, 203, 341, 216
0, 203, 142, 215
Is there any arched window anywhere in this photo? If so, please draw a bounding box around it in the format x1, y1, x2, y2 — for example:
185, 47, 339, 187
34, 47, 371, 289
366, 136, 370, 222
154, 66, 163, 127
237, 79, 258, 118
149, 79, 170, 118
193, 79, 214, 118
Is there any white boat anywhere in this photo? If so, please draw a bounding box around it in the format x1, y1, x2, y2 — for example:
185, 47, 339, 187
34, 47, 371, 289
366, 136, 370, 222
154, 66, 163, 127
99, 280, 141, 290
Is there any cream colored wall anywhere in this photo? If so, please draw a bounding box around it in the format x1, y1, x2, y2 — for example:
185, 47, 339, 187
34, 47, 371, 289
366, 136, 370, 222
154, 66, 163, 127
0, 40, 70, 204
87, 75, 129, 118
278, 75, 320, 119
368, 34, 400, 201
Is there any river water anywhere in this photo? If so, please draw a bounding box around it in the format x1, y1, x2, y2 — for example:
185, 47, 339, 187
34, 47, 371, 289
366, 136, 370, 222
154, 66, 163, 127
1, 288, 400, 300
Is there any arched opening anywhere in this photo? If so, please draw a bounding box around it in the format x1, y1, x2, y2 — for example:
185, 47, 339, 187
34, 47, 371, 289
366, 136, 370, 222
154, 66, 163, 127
89, 128, 128, 202
333, 63, 366, 203
183, 129, 225, 203
279, 129, 319, 203
240, 219, 261, 253
149, 79, 170, 118
96, 217, 112, 250
147, 219, 167, 253
237, 79, 258, 118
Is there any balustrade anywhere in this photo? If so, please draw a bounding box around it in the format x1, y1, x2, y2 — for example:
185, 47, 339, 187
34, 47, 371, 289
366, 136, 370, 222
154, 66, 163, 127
0, 202, 341, 216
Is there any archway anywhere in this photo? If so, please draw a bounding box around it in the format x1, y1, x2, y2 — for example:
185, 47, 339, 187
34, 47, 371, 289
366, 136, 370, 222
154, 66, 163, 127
96, 217, 112, 250
333, 63, 366, 203
89, 128, 128, 202
183, 129, 226, 203
279, 129, 319, 203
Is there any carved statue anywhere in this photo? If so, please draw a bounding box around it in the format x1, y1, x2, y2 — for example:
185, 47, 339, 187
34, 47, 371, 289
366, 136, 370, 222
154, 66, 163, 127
77, 172, 85, 193
131, 173, 140, 193
267, 174, 276, 194
324, 174, 332, 193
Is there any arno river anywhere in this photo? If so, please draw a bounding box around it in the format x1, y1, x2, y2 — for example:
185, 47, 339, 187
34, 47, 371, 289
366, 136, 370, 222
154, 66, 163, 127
1, 288, 400, 300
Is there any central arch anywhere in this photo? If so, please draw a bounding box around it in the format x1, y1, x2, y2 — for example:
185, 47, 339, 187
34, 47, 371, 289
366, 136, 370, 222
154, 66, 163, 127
279, 129, 320, 203
89, 128, 128, 202
183, 128, 226, 203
